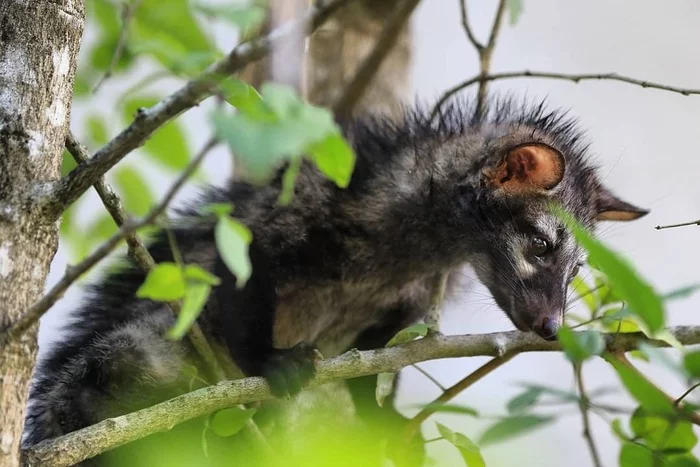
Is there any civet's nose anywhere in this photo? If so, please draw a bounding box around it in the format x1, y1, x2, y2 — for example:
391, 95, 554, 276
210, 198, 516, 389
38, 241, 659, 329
534, 315, 560, 341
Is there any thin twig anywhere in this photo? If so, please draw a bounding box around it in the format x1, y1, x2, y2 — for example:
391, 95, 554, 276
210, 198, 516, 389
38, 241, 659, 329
574, 363, 603, 467
24, 327, 700, 466
431, 70, 700, 121
38, 0, 353, 221
92, 0, 143, 93
0, 138, 214, 347
403, 354, 516, 441
333, 0, 422, 118
675, 383, 700, 406
458, 0, 483, 50
655, 219, 700, 230
411, 364, 446, 391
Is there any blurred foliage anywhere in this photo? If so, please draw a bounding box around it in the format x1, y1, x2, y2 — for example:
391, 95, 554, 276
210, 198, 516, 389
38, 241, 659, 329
53, 0, 700, 466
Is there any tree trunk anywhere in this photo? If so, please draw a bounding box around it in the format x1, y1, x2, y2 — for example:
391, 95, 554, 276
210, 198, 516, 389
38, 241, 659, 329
0, 0, 84, 465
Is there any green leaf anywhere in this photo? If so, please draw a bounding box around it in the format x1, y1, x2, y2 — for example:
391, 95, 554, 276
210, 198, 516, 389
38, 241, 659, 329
201, 203, 234, 217
183, 265, 220, 286
663, 284, 700, 302
683, 351, 700, 379
601, 306, 640, 333
86, 114, 109, 146
667, 454, 700, 467
620, 443, 654, 467
386, 323, 431, 347
308, 134, 356, 188
123, 97, 190, 171
479, 415, 554, 446
209, 407, 257, 438
571, 275, 597, 314
136, 263, 186, 301
556, 326, 604, 363
553, 206, 664, 334
218, 78, 264, 115
611, 419, 632, 442
606, 356, 675, 416
506, 0, 524, 26
194, 4, 266, 36
167, 282, 211, 340
278, 157, 301, 206
506, 387, 543, 413
638, 343, 688, 379
215, 217, 252, 288
630, 407, 697, 451
436, 423, 485, 467
375, 372, 395, 408
113, 166, 154, 216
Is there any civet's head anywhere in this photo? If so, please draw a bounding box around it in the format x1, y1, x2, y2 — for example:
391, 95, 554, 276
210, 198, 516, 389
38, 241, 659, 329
424, 99, 649, 340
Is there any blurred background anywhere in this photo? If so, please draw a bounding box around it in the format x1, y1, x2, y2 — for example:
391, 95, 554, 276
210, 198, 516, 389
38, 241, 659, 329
38, 1, 700, 465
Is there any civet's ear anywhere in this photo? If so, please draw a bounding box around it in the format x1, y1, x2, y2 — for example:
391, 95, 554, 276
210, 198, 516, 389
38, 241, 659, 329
483, 143, 565, 194
596, 185, 649, 221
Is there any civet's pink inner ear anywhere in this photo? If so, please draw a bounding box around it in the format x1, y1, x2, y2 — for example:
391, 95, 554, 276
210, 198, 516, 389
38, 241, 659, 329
484, 143, 565, 193
596, 186, 649, 221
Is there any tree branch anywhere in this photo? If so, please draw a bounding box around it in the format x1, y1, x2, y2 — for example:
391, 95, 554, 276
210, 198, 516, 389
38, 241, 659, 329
655, 218, 700, 230
0, 137, 214, 348
403, 354, 515, 441
458, 0, 484, 51
332, 0, 421, 118
24, 326, 700, 466
36, 0, 353, 222
574, 363, 603, 467
431, 70, 700, 120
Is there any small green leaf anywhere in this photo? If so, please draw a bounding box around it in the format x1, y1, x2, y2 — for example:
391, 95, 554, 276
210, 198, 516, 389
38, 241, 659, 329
506, 0, 524, 26
278, 157, 301, 206
557, 326, 604, 363
209, 407, 257, 438
123, 97, 190, 171
683, 351, 700, 378
611, 419, 632, 442
620, 443, 654, 467
137, 263, 186, 301
386, 323, 431, 347
437, 423, 485, 467
201, 203, 234, 217
479, 415, 554, 446
167, 282, 211, 340
113, 166, 154, 216
215, 217, 252, 288
308, 134, 356, 188
218, 78, 264, 115
194, 4, 266, 36
553, 206, 664, 333
630, 407, 697, 451
506, 387, 543, 413
571, 275, 597, 314
61, 149, 77, 177
375, 372, 395, 408
183, 265, 221, 286
606, 356, 675, 416
663, 284, 700, 302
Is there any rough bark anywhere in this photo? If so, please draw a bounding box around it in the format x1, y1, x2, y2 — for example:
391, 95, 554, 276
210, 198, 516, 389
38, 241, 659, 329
0, 0, 84, 465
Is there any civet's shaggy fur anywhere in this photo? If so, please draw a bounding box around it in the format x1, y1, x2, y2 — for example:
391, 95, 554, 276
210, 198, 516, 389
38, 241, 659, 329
24, 98, 647, 456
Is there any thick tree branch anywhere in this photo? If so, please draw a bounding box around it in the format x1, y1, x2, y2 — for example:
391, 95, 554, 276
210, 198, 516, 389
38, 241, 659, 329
431, 70, 700, 120
332, 0, 421, 118
25, 327, 700, 466
0, 137, 213, 347
36, 0, 353, 222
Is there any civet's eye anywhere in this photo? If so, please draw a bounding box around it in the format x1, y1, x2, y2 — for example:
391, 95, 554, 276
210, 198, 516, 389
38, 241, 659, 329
571, 263, 581, 278
530, 237, 550, 258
